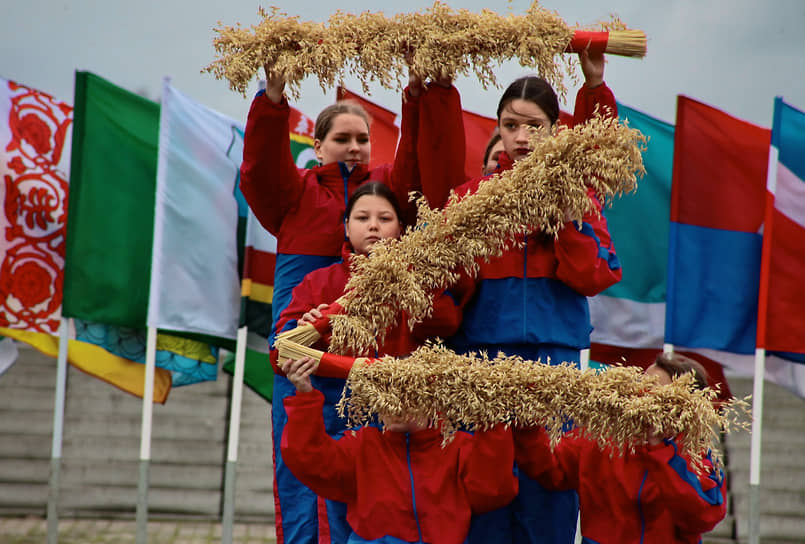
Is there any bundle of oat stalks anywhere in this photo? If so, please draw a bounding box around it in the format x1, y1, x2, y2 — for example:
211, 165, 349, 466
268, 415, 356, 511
205, 1, 646, 99
277, 339, 750, 467
309, 113, 643, 355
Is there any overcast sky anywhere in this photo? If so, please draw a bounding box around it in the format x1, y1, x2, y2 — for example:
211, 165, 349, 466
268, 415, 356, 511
3, 1, 804, 128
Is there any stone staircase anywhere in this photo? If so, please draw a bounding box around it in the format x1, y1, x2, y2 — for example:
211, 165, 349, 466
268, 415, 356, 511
1, 344, 803, 542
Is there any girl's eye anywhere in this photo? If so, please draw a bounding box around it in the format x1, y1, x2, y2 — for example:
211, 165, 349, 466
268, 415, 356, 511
334, 137, 348, 143
358, 137, 370, 144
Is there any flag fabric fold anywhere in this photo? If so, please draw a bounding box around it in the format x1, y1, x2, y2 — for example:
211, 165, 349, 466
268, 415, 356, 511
148, 80, 241, 340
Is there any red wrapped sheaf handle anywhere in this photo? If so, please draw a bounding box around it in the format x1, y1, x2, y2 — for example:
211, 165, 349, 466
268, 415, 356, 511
317, 353, 373, 379
565, 29, 647, 58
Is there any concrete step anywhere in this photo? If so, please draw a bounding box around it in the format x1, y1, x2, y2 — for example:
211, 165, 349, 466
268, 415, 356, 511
727, 467, 805, 492
731, 490, 805, 517
59, 484, 222, 516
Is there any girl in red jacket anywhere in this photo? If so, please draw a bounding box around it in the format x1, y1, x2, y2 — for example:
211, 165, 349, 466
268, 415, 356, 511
273, 182, 467, 543
424, 48, 623, 544
279, 354, 518, 544
514, 353, 727, 544
241, 59, 466, 543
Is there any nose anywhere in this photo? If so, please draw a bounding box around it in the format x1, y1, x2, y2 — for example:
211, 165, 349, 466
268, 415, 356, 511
514, 125, 530, 143
368, 216, 380, 230
348, 137, 360, 152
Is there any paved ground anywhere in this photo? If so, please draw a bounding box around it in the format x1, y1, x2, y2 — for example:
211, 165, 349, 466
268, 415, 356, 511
0, 517, 276, 544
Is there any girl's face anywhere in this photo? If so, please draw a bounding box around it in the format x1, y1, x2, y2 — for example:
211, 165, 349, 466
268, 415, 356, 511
314, 113, 371, 168
498, 98, 552, 163
483, 139, 506, 175
345, 194, 402, 255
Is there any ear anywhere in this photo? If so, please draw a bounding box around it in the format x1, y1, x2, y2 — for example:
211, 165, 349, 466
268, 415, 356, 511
313, 139, 323, 162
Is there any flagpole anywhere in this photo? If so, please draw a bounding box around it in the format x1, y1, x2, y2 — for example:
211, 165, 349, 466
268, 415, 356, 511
571, 347, 591, 544
748, 347, 765, 544
748, 139, 779, 544
222, 325, 248, 544
47, 317, 70, 544
136, 326, 157, 544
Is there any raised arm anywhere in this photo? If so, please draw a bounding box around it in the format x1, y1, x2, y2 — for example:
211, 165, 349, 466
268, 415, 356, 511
572, 49, 618, 125
239, 69, 308, 234
415, 77, 468, 209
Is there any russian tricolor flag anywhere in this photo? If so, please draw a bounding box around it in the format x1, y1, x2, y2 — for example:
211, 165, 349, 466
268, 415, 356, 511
665, 96, 771, 354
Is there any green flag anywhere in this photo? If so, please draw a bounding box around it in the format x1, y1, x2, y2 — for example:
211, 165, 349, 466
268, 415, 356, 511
63, 71, 158, 325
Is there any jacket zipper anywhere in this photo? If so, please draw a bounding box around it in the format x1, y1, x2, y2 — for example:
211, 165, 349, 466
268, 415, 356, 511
406, 433, 425, 543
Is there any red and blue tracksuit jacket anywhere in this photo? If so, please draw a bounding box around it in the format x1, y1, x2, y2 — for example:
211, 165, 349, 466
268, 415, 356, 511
282, 389, 519, 544
437, 83, 622, 544
240, 84, 464, 543
270, 241, 465, 543
514, 426, 727, 544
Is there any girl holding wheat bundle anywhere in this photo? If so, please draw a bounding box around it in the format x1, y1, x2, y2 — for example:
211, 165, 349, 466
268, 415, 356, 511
514, 353, 727, 543
270, 182, 467, 543
422, 48, 622, 544
239, 61, 464, 543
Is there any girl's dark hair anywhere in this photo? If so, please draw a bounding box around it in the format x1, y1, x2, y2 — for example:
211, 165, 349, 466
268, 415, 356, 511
653, 352, 709, 391
482, 131, 502, 167
345, 181, 403, 223
314, 100, 370, 141
496, 76, 560, 126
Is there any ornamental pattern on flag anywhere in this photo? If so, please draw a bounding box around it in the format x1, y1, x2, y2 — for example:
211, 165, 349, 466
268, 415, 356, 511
0, 78, 72, 334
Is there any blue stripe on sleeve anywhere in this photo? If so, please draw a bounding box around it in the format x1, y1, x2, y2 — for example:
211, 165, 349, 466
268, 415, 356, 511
665, 440, 724, 506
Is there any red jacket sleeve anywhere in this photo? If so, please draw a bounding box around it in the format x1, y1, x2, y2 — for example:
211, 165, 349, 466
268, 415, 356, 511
281, 389, 359, 503
389, 88, 421, 225
572, 82, 618, 126
642, 440, 727, 535
514, 426, 582, 491
459, 424, 518, 514
239, 93, 307, 234
416, 84, 468, 209
270, 274, 331, 375
554, 188, 622, 296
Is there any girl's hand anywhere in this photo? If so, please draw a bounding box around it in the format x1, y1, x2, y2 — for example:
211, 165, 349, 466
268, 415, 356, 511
405, 49, 424, 97
281, 356, 318, 393
579, 47, 605, 89
263, 64, 285, 103
300, 303, 330, 325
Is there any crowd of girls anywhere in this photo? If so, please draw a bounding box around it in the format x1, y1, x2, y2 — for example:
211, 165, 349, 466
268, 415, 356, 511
239, 48, 726, 544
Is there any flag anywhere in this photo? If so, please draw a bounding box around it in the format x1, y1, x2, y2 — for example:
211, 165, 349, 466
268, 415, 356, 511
336, 87, 399, 169
755, 98, 805, 395
221, 104, 318, 402
61, 72, 223, 400
0, 77, 71, 372
148, 80, 240, 339
588, 102, 730, 398
665, 96, 770, 355
461, 109, 497, 179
